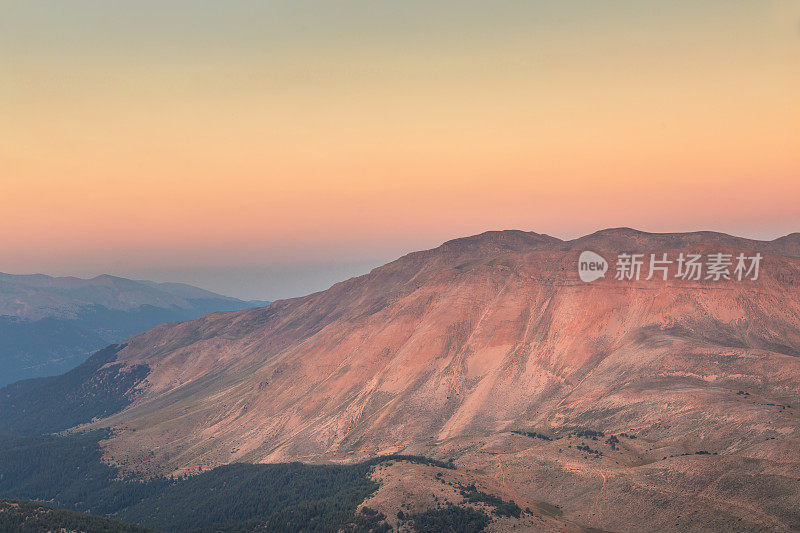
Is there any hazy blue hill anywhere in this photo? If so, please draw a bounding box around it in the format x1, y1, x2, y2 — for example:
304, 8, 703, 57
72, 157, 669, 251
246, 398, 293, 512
0, 273, 268, 386
0, 316, 106, 383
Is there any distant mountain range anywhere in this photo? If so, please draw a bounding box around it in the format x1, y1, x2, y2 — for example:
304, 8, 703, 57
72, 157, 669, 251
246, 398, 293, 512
0, 273, 268, 386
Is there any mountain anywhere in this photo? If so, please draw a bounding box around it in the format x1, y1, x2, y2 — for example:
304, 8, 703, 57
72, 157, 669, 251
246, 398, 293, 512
0, 273, 268, 386
2, 228, 799, 532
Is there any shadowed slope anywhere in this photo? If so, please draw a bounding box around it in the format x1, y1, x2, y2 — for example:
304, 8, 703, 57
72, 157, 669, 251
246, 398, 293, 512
0, 344, 149, 435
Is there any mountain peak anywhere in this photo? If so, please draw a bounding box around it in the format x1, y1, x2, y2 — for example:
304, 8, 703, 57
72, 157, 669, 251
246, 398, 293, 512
423, 230, 563, 259
440, 229, 562, 249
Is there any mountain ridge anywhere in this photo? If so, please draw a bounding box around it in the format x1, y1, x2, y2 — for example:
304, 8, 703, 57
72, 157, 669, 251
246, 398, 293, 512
3, 227, 799, 531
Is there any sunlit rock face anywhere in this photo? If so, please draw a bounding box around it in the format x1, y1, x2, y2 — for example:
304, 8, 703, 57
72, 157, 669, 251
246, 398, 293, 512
84, 229, 800, 531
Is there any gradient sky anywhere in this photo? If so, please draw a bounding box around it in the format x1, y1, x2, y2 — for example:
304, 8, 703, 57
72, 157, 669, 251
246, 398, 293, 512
2, 1, 799, 299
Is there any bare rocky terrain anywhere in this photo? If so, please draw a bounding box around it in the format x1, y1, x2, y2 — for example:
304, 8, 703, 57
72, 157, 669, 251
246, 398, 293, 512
57, 228, 800, 531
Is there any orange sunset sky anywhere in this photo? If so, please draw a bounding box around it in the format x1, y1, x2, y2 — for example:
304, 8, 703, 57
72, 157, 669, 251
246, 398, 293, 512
2, 1, 799, 298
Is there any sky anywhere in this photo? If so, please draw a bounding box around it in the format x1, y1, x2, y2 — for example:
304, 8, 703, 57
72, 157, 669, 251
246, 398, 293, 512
2, 1, 799, 300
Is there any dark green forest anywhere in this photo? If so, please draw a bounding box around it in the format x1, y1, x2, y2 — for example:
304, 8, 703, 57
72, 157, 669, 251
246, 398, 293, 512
405, 505, 490, 533
0, 431, 466, 532
0, 499, 152, 533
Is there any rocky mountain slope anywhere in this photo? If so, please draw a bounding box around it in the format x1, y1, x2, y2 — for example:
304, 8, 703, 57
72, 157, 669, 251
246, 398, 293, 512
4, 228, 799, 531
0, 273, 267, 385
